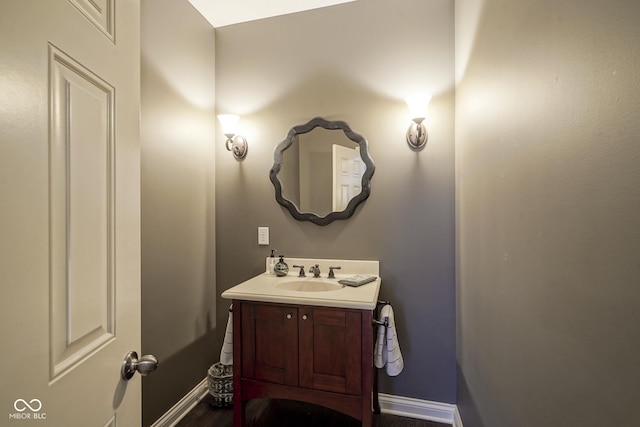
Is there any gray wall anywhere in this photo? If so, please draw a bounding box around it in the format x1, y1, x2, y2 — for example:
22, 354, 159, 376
140, 0, 217, 424
455, 0, 640, 426
215, 0, 456, 402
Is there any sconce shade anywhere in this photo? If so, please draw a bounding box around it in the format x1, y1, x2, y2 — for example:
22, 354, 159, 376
217, 114, 239, 137
405, 94, 432, 121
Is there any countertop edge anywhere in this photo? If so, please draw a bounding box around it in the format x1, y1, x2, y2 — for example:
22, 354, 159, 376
221, 291, 378, 311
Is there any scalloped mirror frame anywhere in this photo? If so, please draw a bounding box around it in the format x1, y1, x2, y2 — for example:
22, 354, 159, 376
269, 117, 375, 226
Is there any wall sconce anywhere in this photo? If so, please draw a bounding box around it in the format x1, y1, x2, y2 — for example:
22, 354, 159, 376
405, 94, 432, 150
217, 114, 248, 159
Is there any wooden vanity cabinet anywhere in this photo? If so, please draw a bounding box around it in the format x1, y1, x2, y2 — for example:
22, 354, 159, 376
233, 300, 373, 427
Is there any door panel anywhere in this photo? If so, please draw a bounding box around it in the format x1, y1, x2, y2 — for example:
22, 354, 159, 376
299, 307, 362, 395
68, 0, 115, 40
49, 43, 117, 379
0, 1, 141, 425
241, 303, 299, 387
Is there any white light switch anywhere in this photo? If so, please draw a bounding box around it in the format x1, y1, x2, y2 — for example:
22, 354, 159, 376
258, 226, 269, 245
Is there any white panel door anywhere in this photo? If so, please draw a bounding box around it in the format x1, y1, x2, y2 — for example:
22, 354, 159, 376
332, 144, 363, 211
0, 1, 142, 426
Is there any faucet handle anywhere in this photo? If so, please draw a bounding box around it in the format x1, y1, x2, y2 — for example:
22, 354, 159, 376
292, 265, 306, 277
328, 266, 341, 279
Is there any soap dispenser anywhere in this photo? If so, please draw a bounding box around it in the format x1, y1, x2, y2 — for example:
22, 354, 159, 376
268, 249, 277, 275
274, 255, 289, 277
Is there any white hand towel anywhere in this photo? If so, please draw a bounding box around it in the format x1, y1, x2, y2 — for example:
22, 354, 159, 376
373, 304, 404, 376
219, 310, 233, 366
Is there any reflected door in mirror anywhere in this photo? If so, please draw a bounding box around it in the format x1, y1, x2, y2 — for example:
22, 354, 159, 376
332, 145, 362, 211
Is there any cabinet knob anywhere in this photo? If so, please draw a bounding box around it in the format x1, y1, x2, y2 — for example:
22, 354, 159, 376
302, 314, 308, 320
286, 313, 292, 319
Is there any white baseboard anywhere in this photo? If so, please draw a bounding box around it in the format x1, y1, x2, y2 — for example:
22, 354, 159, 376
150, 378, 209, 427
378, 393, 456, 425
151, 381, 464, 427
453, 406, 464, 427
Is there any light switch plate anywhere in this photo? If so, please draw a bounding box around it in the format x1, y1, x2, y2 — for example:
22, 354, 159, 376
258, 226, 269, 245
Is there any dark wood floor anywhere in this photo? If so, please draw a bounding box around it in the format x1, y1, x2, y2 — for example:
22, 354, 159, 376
176, 396, 449, 427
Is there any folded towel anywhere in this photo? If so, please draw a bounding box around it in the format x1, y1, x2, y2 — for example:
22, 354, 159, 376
338, 275, 377, 287
219, 309, 233, 366
373, 304, 404, 376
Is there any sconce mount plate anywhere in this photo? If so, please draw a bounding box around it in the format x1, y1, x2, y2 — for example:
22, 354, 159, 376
406, 121, 428, 150
227, 135, 248, 160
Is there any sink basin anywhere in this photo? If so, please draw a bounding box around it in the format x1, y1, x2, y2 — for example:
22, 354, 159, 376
276, 280, 344, 292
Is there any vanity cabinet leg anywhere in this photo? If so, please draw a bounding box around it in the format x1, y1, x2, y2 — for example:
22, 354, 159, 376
362, 310, 374, 426
233, 398, 245, 427
363, 371, 374, 427
232, 301, 244, 427
362, 407, 372, 427
373, 368, 380, 414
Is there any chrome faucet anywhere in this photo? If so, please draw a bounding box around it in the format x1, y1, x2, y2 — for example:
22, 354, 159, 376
292, 264, 306, 277
328, 266, 341, 279
309, 264, 321, 278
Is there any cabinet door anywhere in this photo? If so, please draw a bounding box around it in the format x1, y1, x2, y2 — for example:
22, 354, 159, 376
241, 303, 299, 386
299, 307, 362, 395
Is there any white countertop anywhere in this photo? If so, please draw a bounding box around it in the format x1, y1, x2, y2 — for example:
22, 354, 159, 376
221, 258, 381, 310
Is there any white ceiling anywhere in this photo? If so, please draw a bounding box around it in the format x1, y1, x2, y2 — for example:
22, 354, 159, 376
188, 0, 356, 28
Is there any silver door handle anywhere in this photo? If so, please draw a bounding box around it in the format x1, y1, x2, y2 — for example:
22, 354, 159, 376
121, 351, 158, 380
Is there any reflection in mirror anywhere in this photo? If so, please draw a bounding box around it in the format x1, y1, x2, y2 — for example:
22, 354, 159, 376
280, 128, 362, 216
270, 117, 375, 226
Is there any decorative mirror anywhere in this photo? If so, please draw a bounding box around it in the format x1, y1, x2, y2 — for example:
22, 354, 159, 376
269, 117, 375, 226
